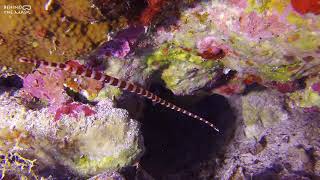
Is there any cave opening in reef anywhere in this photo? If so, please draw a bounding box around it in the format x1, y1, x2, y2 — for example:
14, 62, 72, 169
136, 83, 237, 179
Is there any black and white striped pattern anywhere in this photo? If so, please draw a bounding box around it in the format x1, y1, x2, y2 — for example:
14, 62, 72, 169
19, 57, 219, 131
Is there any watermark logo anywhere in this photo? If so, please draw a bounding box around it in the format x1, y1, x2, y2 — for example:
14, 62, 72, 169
2, 4, 32, 14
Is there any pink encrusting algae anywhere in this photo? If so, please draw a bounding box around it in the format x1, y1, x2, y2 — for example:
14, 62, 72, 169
95, 25, 145, 59
196, 36, 229, 60
311, 82, 320, 94
22, 67, 68, 112
228, 0, 247, 9
54, 102, 96, 121
239, 12, 288, 39
21, 59, 100, 120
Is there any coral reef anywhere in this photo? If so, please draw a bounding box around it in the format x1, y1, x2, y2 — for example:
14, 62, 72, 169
242, 90, 288, 139
146, 44, 222, 95
289, 76, 320, 109
19, 57, 219, 130
94, 25, 146, 59
21, 66, 68, 112
88, 171, 125, 180
215, 90, 320, 179
0, 88, 144, 178
149, 0, 320, 99
0, 0, 320, 178
138, 0, 320, 178
0, 0, 110, 73
58, 0, 104, 22
20, 62, 103, 120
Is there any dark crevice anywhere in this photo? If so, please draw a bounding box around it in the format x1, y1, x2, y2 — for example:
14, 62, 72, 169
0, 75, 23, 89
242, 83, 268, 95
93, 0, 148, 22
133, 83, 236, 179
0, 75, 24, 96
64, 86, 98, 106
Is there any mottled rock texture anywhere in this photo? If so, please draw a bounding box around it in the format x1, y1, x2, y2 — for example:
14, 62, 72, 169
138, 1, 320, 177
0, 88, 144, 179
88, 171, 125, 180
148, 0, 320, 102
0, 0, 319, 179
242, 90, 289, 139
215, 90, 320, 179
0, 0, 141, 73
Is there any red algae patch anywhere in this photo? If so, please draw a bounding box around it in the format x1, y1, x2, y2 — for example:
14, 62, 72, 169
54, 102, 95, 121
291, 0, 320, 15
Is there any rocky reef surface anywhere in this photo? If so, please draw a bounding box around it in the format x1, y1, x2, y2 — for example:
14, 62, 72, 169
0, 0, 319, 179
215, 91, 320, 179
0, 87, 144, 179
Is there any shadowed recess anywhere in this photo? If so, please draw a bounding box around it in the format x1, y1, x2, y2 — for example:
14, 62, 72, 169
139, 83, 236, 179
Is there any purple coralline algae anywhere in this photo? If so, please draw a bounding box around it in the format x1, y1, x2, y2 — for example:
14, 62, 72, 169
96, 25, 146, 59
22, 67, 68, 112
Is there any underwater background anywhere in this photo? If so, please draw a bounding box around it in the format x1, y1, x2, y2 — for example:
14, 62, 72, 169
0, 0, 319, 179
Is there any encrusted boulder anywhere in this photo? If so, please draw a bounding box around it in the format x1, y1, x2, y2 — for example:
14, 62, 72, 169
242, 90, 289, 139
215, 90, 320, 179
147, 0, 320, 99
0, 88, 144, 179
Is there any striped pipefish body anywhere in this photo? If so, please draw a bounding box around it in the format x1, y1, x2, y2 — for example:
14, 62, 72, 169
19, 57, 219, 132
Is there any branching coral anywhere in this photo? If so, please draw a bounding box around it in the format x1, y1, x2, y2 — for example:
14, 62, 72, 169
0, 129, 38, 179
0, 152, 37, 179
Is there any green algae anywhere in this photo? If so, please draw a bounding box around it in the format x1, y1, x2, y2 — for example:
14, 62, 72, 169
75, 141, 141, 176
260, 63, 300, 82
290, 89, 320, 108
289, 78, 320, 108
246, 0, 290, 14
290, 31, 320, 51
147, 44, 217, 70
246, 0, 273, 13
146, 44, 221, 94
287, 12, 307, 27
96, 86, 122, 101
68, 108, 144, 176
194, 12, 209, 24
242, 91, 288, 139
161, 61, 220, 95
228, 34, 254, 56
